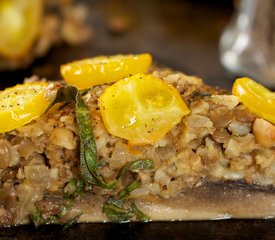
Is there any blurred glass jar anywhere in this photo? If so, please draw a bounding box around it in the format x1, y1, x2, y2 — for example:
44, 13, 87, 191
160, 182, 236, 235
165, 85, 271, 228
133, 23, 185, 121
220, 0, 275, 87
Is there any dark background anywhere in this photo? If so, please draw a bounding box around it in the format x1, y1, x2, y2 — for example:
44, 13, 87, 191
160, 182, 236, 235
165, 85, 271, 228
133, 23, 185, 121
0, 0, 235, 90
2, 220, 275, 240
2, 1, 275, 239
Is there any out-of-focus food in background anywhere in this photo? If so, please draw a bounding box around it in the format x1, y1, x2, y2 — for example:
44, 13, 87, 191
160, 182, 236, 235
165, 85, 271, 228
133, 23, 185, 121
0, 0, 92, 71
0, 0, 236, 92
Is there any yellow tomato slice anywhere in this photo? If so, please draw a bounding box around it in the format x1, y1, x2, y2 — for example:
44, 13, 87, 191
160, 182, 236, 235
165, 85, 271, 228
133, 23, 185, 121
60, 54, 152, 89
0, 0, 42, 59
99, 74, 190, 145
0, 82, 51, 133
232, 77, 275, 124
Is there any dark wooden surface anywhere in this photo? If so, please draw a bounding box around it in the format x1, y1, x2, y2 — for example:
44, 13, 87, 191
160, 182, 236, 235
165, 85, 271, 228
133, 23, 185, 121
2, 1, 274, 240
1, 220, 275, 240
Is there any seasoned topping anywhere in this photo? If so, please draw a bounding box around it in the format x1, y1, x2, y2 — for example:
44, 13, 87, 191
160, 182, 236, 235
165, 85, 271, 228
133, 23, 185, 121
210, 95, 239, 109
232, 77, 275, 124
99, 73, 190, 145
2, 55, 275, 225
60, 53, 152, 89
0, 0, 42, 59
0, 82, 51, 133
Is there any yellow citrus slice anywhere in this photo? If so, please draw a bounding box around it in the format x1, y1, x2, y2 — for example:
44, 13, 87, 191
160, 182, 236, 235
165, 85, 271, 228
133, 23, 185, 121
232, 77, 275, 124
60, 53, 152, 89
99, 74, 190, 145
0, 0, 43, 59
0, 82, 51, 133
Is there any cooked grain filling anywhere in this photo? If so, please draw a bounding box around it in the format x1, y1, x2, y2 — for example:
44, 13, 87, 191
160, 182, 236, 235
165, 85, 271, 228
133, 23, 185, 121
0, 69, 274, 225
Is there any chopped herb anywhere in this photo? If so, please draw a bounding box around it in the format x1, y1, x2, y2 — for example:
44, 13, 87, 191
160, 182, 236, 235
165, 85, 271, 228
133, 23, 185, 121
46, 85, 78, 111
119, 179, 141, 199
62, 213, 82, 230
31, 206, 43, 227
48, 86, 154, 191
44, 205, 67, 224
103, 177, 150, 223
116, 159, 154, 180
192, 92, 212, 98
31, 204, 82, 229
31, 205, 68, 227
130, 159, 155, 171
64, 179, 77, 197
45, 85, 152, 223
64, 179, 85, 199
44, 213, 61, 224
103, 198, 133, 223
76, 92, 116, 189
103, 196, 149, 223
129, 200, 150, 222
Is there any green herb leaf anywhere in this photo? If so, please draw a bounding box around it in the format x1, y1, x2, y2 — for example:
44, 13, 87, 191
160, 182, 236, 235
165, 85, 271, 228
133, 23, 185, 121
103, 178, 149, 222
64, 179, 85, 199
46, 85, 78, 111
103, 198, 133, 223
103, 197, 150, 223
52, 87, 154, 191
64, 179, 77, 196
31, 206, 43, 227
76, 92, 116, 189
31, 204, 82, 229
46, 86, 112, 187
130, 159, 155, 171
129, 200, 150, 222
116, 159, 154, 180
31, 205, 68, 227
44, 205, 68, 224
62, 213, 82, 231
45, 86, 153, 223
119, 179, 141, 199
103, 160, 153, 222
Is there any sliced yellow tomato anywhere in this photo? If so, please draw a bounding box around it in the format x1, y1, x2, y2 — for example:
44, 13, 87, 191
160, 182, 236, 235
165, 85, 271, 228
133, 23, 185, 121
99, 74, 190, 145
0, 82, 51, 133
0, 0, 42, 59
60, 53, 152, 89
232, 77, 275, 124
